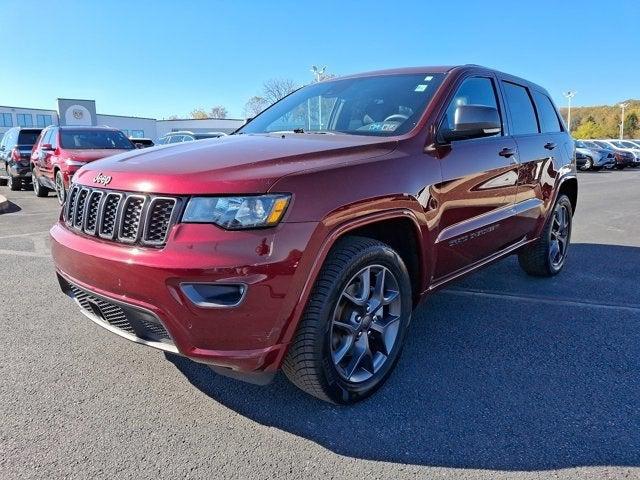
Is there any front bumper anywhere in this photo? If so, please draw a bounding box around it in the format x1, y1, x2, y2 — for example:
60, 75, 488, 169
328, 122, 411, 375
51, 220, 318, 373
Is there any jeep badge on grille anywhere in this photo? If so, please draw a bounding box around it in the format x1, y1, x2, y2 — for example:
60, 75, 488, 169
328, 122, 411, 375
93, 173, 112, 186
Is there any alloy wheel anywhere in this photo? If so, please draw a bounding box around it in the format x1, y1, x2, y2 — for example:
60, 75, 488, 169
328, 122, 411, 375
549, 203, 570, 269
55, 173, 66, 204
330, 264, 402, 383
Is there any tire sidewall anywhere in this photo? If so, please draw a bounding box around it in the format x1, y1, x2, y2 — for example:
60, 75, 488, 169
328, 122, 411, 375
316, 245, 413, 403
55, 171, 65, 204
546, 195, 573, 275
33, 174, 40, 195
584, 157, 593, 170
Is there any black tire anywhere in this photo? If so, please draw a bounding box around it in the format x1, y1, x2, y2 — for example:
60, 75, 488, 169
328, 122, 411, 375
518, 194, 573, 277
7, 173, 20, 191
32, 172, 49, 197
282, 236, 413, 404
55, 170, 66, 205
0, 163, 8, 186
616, 165, 625, 170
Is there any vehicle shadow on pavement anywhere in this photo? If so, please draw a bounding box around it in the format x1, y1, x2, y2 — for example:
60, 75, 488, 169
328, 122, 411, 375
167, 243, 640, 471
0, 200, 22, 214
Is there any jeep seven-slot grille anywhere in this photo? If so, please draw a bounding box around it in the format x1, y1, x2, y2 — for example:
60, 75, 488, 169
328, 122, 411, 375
64, 185, 178, 247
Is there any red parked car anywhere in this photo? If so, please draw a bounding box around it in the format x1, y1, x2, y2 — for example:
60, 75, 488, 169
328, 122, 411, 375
31, 126, 135, 204
51, 65, 577, 404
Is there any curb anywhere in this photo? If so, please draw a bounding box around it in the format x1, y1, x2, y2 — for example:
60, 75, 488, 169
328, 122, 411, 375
0, 194, 8, 213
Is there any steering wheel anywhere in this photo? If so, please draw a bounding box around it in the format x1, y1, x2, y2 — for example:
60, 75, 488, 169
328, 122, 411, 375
383, 113, 409, 123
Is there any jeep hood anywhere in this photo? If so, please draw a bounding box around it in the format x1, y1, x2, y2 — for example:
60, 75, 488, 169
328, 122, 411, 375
73, 134, 397, 194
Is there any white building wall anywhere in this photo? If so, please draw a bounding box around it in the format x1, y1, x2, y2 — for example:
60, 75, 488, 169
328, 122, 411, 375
156, 118, 245, 137
96, 114, 158, 139
0, 103, 248, 142
0, 106, 58, 137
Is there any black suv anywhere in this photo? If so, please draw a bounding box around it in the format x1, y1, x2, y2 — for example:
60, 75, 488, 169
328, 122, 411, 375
0, 127, 42, 191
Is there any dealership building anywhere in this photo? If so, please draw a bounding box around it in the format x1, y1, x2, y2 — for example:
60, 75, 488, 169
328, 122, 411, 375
0, 98, 245, 140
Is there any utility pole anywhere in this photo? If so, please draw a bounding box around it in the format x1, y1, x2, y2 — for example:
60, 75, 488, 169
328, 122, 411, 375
563, 91, 576, 134
619, 103, 629, 139
310, 65, 327, 130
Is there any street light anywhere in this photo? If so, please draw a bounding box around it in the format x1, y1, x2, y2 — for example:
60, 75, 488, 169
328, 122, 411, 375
619, 102, 629, 139
311, 65, 327, 130
563, 91, 576, 134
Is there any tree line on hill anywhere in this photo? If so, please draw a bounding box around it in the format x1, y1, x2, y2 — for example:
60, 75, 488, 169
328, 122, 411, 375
168, 74, 335, 121
560, 99, 639, 139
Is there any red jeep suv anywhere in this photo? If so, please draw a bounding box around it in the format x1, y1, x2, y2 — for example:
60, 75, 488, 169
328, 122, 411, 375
31, 126, 135, 204
51, 66, 577, 404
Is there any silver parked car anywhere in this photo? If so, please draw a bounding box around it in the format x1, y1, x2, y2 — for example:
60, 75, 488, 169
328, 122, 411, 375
574, 140, 615, 171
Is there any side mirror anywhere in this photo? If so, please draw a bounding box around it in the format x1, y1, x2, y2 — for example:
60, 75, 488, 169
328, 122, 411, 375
41, 143, 54, 151
442, 105, 501, 142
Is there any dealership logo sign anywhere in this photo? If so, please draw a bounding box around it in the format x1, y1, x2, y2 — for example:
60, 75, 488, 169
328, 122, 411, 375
93, 173, 112, 186
72, 109, 84, 120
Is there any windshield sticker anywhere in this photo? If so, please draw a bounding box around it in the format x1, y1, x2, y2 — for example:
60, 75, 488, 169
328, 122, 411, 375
414, 84, 428, 92
424, 76, 433, 81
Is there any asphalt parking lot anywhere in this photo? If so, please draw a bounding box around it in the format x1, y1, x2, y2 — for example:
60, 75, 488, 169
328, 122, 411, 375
1, 169, 639, 480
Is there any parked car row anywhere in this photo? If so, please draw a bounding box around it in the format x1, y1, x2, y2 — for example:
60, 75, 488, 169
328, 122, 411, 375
0, 126, 226, 201
575, 139, 640, 171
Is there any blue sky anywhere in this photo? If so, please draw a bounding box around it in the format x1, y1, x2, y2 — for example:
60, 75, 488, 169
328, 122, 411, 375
2, 0, 638, 119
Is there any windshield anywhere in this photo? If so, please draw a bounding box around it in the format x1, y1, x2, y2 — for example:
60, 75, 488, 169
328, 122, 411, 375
575, 141, 587, 148
594, 141, 612, 149
239, 73, 445, 137
611, 141, 628, 148
621, 141, 638, 149
60, 129, 134, 150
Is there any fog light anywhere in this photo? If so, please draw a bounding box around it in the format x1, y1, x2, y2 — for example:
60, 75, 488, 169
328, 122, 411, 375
180, 283, 246, 308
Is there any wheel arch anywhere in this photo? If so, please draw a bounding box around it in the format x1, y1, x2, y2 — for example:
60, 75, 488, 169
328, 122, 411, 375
282, 209, 427, 344
558, 176, 578, 214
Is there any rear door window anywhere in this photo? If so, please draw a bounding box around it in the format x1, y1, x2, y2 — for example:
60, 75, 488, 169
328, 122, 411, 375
532, 91, 562, 133
502, 82, 539, 135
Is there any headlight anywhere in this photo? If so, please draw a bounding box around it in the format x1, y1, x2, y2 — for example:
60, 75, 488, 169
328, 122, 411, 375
65, 159, 86, 167
182, 194, 291, 229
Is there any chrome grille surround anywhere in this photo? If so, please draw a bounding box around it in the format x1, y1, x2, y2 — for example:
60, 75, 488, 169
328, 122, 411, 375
64, 184, 180, 247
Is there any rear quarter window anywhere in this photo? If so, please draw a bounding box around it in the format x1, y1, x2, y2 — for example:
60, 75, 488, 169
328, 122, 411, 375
502, 82, 539, 135
533, 91, 562, 133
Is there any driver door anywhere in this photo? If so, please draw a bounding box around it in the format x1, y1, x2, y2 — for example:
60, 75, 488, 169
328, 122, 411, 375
431, 75, 521, 280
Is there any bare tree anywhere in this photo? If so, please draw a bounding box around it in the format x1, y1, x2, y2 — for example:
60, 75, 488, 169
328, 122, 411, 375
209, 105, 228, 119
262, 78, 298, 105
243, 96, 269, 118
189, 108, 208, 119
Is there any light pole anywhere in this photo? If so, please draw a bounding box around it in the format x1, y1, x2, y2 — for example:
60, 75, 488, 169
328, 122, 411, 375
311, 65, 326, 130
563, 91, 576, 134
619, 103, 629, 139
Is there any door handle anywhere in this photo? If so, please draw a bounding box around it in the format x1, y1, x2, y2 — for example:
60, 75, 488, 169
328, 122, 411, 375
498, 148, 515, 158
544, 142, 557, 150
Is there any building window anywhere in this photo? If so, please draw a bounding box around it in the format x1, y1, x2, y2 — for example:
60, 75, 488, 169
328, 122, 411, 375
17, 114, 34, 127
0, 113, 12, 127
36, 114, 53, 128
131, 130, 144, 138
121, 129, 130, 137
